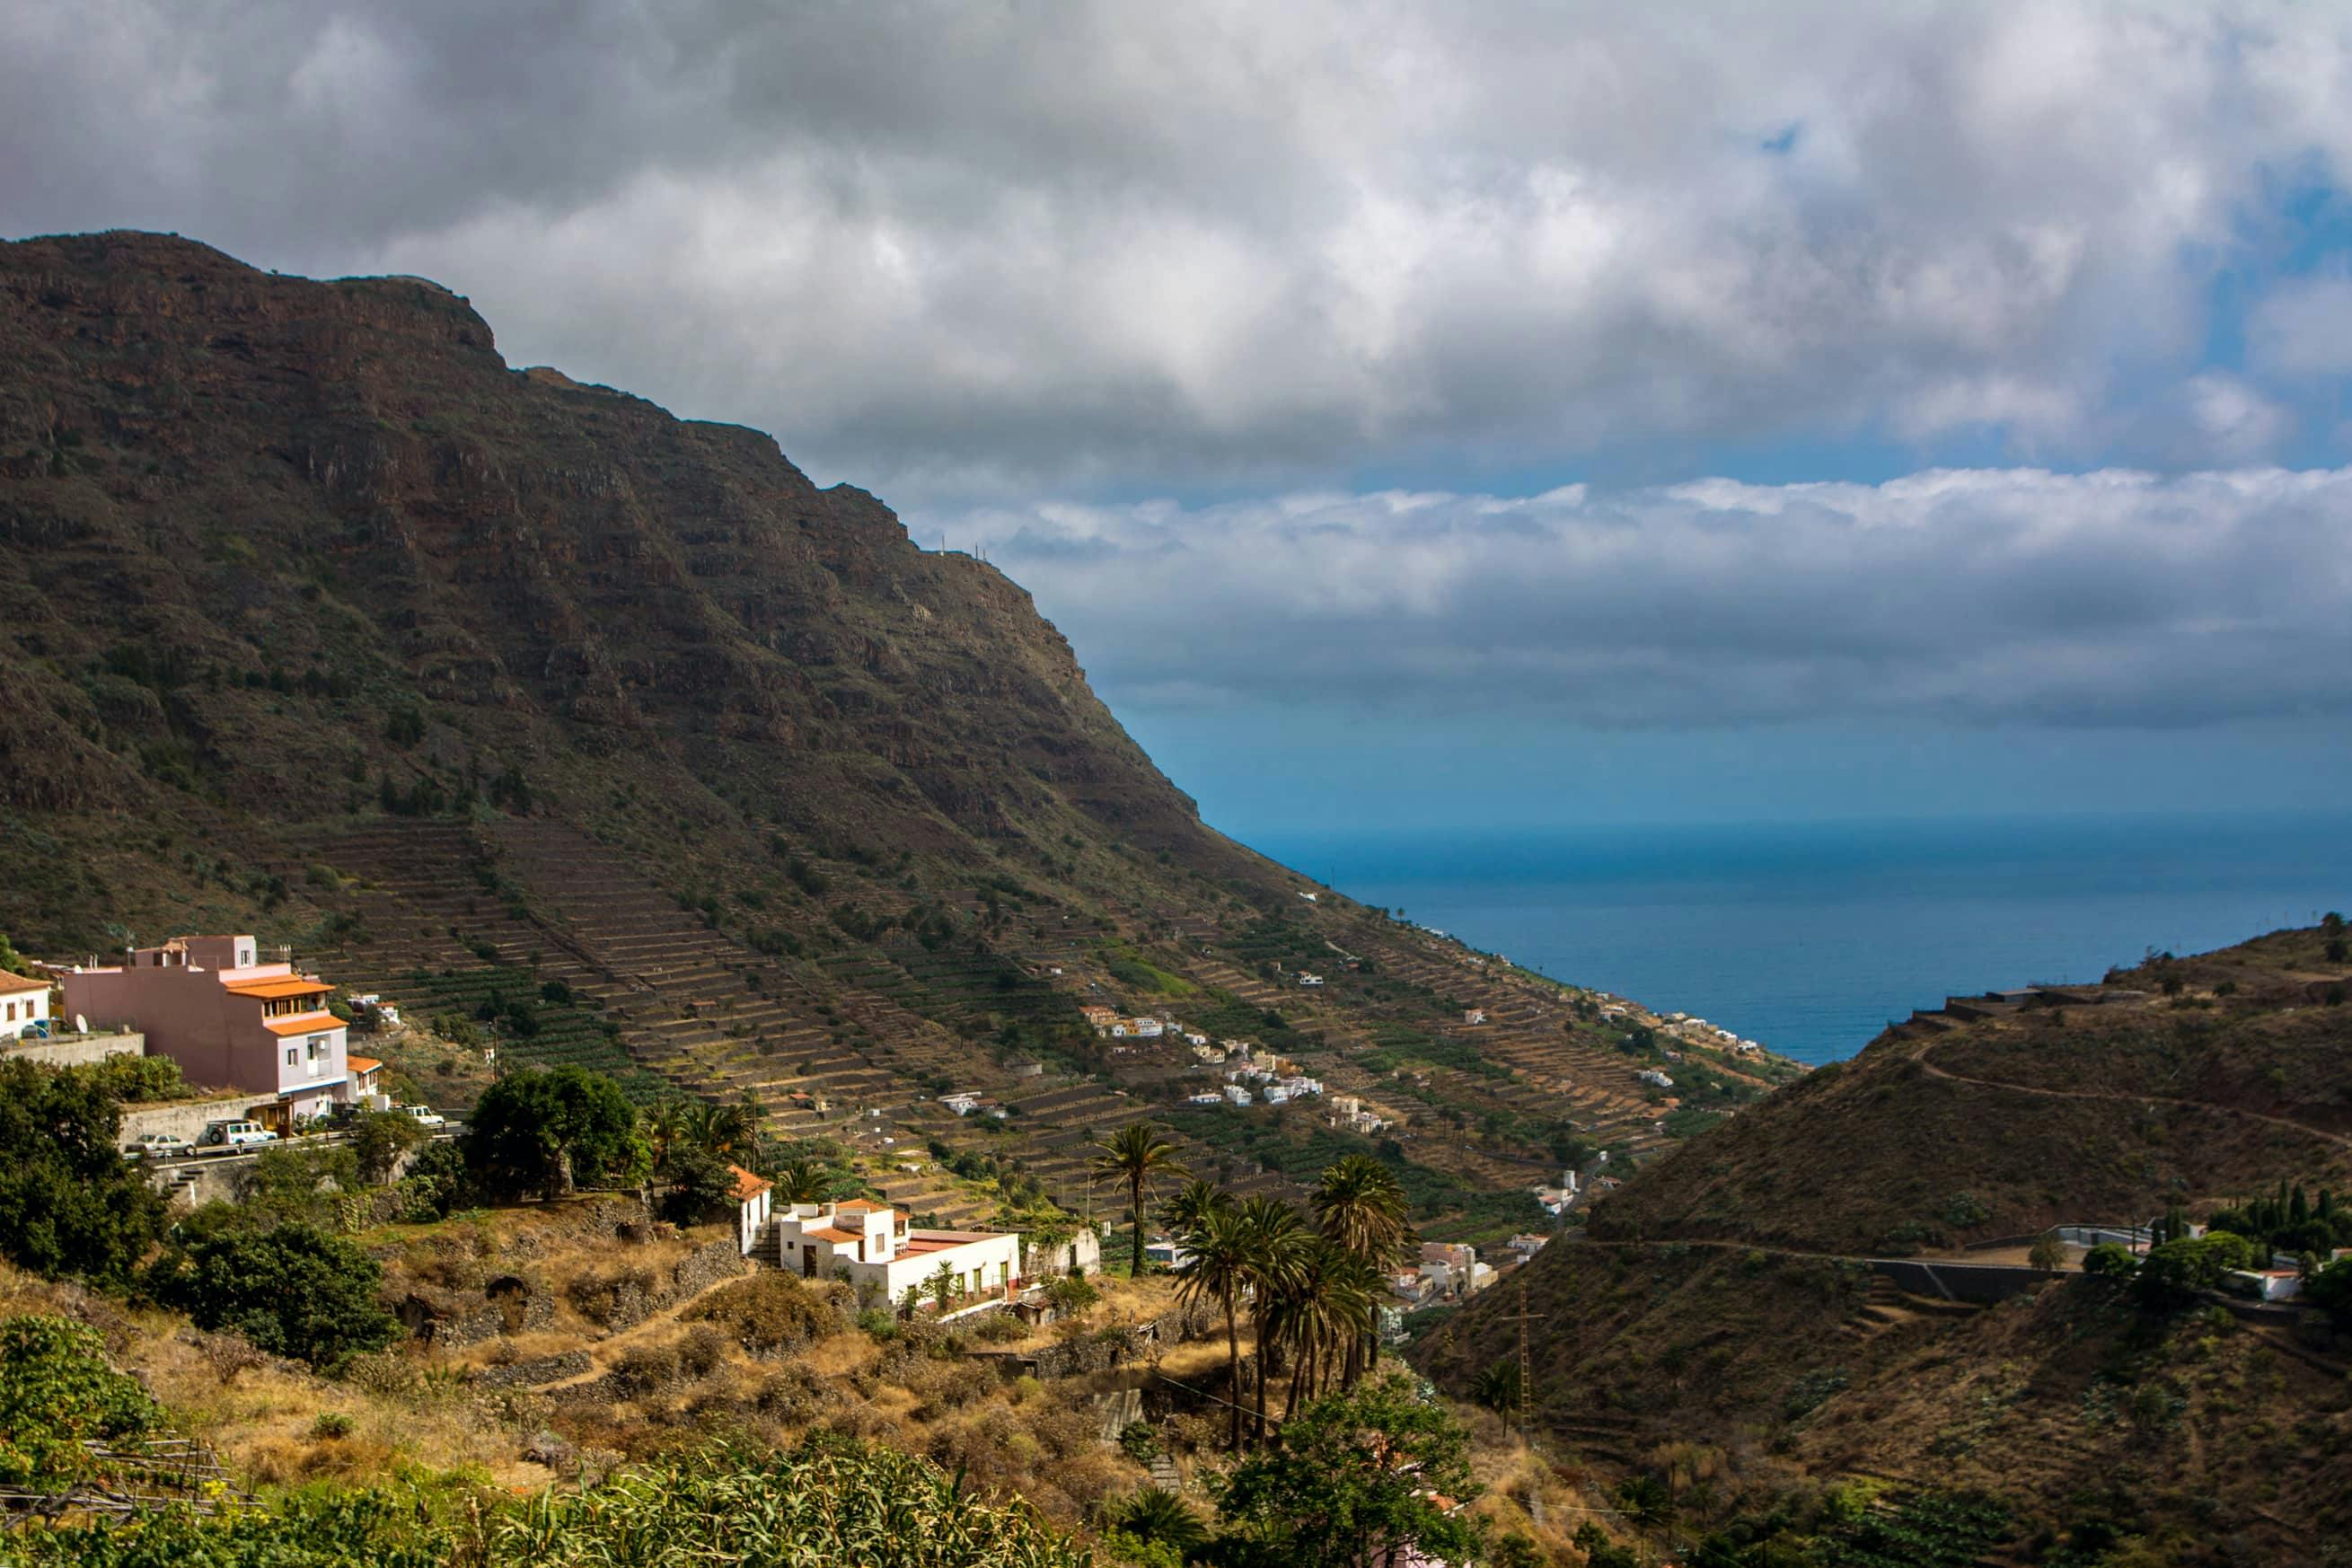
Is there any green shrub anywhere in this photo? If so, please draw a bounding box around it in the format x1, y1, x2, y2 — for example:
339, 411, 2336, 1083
0, 1316, 161, 1488
145, 1222, 401, 1370
684, 1273, 847, 1356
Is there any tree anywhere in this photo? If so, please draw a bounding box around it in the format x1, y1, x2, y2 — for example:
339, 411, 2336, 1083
776, 1158, 831, 1204
659, 1142, 740, 1224
1213, 1374, 1482, 1568
0, 1057, 166, 1287
1160, 1176, 1229, 1238
1094, 1123, 1189, 1280
2028, 1230, 2066, 1272
2081, 1243, 2139, 1281
2134, 1233, 2256, 1308
146, 1222, 400, 1370
1176, 1202, 1256, 1450
466, 1066, 643, 1202
1268, 1240, 1379, 1420
1472, 1357, 1523, 1414
1106, 1486, 1208, 1558
348, 1109, 427, 1185
2305, 1257, 2352, 1328
1237, 1196, 1308, 1446
1310, 1155, 1414, 1384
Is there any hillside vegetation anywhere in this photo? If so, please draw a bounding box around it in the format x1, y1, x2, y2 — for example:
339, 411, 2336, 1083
0, 231, 1791, 1242
1419, 924, 2352, 1565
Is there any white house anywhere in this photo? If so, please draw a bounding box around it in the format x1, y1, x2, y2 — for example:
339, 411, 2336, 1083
1638, 1069, 1675, 1088
768, 1199, 1022, 1312
0, 972, 50, 1040
1222, 1083, 1253, 1106
1280, 1075, 1324, 1098
940, 1091, 983, 1116
1299, 973, 1325, 988
1263, 1085, 1291, 1105
2224, 1268, 2303, 1302
1187, 1091, 1223, 1106
730, 1165, 775, 1255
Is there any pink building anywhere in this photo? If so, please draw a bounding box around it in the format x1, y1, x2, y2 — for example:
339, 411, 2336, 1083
60, 935, 351, 1127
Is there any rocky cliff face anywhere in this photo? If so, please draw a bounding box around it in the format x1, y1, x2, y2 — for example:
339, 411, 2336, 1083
0, 231, 1223, 938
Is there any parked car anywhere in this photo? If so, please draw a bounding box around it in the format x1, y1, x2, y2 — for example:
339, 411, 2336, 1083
198, 1119, 278, 1149
122, 1132, 194, 1161
399, 1105, 447, 1129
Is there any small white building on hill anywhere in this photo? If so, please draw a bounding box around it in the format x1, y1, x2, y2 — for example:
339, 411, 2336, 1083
766, 1198, 1021, 1313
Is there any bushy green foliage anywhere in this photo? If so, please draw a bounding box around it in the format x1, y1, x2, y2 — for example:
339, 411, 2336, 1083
0, 1058, 166, 1286
349, 1109, 428, 1185
2302, 1256, 2352, 1327
2080, 1242, 2138, 1280
145, 1222, 400, 1370
492, 1434, 1089, 1566
466, 1066, 644, 1202
2134, 1232, 2257, 1308
0, 1489, 447, 1567
74, 1054, 185, 1104
0, 1317, 160, 1488
1212, 1375, 1481, 1568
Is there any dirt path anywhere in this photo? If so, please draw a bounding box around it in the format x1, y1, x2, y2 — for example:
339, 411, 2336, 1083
1907, 1037, 2352, 1153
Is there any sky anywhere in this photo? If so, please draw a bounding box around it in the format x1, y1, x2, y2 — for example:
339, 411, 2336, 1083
5, 1, 2351, 835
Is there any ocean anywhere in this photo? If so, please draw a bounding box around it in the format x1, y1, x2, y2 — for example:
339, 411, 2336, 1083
1247, 814, 2352, 1065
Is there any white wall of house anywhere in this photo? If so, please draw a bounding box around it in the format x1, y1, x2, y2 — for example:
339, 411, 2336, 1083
0, 980, 50, 1040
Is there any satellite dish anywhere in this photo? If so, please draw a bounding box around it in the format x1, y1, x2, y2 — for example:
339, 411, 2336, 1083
75, 1014, 88, 1034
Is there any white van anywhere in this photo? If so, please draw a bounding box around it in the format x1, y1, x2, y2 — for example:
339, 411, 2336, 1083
200, 1120, 279, 1150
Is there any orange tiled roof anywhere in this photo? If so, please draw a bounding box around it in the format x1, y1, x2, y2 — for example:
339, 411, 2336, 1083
346, 1056, 383, 1074
0, 973, 47, 995
728, 1164, 773, 1202
222, 976, 330, 1000
806, 1227, 862, 1244
263, 1015, 339, 1036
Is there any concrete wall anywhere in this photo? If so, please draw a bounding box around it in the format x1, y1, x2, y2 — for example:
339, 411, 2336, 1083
3, 1030, 145, 1069
1871, 1258, 2060, 1303
120, 1094, 273, 1145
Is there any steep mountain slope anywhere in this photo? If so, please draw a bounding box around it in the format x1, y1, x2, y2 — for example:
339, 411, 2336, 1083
0, 232, 1751, 1238
1417, 927, 2352, 1561
1588, 929, 2352, 1255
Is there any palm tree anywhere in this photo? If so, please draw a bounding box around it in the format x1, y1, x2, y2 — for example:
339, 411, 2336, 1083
1175, 1202, 1255, 1450
1269, 1240, 1379, 1419
1237, 1195, 1308, 1445
643, 1100, 688, 1177
776, 1159, 829, 1204
1093, 1123, 1188, 1279
1311, 1155, 1414, 1384
1159, 1176, 1229, 1238
1107, 1487, 1207, 1555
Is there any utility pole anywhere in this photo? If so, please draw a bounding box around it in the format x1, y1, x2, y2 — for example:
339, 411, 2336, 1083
1496, 1276, 1541, 1440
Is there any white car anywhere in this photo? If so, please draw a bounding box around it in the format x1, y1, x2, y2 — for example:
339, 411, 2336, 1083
200, 1120, 278, 1149
399, 1105, 447, 1129
123, 1132, 195, 1161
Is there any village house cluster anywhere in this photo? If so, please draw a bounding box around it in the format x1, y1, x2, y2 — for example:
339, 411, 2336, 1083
1, 934, 393, 1133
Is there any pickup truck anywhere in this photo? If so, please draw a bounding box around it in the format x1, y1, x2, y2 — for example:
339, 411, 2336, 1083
123, 1132, 195, 1161
198, 1120, 279, 1150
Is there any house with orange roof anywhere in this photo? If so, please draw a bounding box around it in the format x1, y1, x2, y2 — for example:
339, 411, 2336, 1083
0, 970, 50, 1041
763, 1196, 1021, 1314
728, 1165, 775, 1255
60, 934, 354, 1127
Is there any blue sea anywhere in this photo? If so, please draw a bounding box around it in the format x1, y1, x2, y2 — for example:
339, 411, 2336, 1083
1249, 814, 2352, 1065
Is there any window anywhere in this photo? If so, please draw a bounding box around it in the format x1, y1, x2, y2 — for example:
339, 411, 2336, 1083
307, 1037, 325, 1060
286, 1046, 298, 1066
4, 1003, 13, 1023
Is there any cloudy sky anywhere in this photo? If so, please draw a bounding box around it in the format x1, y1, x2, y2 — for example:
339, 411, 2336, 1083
6, 1, 2350, 832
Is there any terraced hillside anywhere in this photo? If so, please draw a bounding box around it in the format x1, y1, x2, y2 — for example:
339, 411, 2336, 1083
0, 231, 1801, 1242
1416, 923, 2352, 1562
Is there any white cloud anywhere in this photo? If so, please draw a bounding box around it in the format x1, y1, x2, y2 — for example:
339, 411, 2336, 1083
945, 466, 2352, 729
3, 2, 2351, 498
